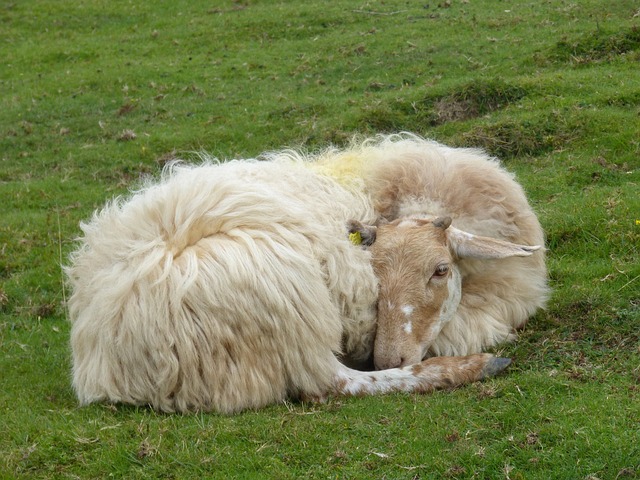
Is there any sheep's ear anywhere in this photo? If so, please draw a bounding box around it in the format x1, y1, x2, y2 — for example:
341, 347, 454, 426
447, 226, 541, 259
347, 220, 377, 247
433, 216, 452, 229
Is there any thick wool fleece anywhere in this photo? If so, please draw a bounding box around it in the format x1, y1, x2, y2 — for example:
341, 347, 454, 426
67, 159, 378, 413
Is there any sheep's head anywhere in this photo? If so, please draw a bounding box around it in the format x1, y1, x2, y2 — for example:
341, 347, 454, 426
349, 217, 540, 370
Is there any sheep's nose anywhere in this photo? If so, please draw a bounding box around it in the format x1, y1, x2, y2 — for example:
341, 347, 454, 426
374, 355, 405, 371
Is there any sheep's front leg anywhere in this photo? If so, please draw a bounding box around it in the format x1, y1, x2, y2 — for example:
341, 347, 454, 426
332, 354, 510, 397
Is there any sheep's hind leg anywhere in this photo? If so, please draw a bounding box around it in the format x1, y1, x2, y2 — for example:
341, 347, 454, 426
332, 354, 510, 397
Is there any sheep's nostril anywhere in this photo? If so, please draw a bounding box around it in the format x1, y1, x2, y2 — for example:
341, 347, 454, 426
374, 355, 403, 371
399, 357, 407, 368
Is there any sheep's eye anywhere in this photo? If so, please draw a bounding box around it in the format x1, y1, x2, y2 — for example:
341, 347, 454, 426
432, 264, 449, 278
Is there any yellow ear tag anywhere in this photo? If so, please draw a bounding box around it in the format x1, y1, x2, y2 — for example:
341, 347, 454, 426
349, 231, 362, 246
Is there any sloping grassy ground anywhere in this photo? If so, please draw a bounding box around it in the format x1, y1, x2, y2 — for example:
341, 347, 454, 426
1, 1, 638, 478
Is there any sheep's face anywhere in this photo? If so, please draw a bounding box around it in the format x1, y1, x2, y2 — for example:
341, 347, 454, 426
362, 218, 460, 369
349, 216, 540, 370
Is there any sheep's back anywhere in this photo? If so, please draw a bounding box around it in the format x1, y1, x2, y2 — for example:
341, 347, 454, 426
66, 160, 377, 413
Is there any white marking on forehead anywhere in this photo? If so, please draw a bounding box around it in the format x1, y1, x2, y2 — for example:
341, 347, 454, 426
403, 321, 412, 334
401, 305, 414, 317
387, 301, 395, 311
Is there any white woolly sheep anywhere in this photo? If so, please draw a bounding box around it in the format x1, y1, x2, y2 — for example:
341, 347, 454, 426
66, 135, 516, 413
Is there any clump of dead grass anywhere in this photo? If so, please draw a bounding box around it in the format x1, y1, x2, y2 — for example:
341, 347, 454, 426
359, 79, 529, 133
550, 26, 640, 64
459, 112, 583, 158
426, 79, 528, 124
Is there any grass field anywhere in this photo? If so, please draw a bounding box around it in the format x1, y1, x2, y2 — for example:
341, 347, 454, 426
1, 1, 639, 478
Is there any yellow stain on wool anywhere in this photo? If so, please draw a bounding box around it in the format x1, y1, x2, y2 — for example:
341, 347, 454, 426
310, 152, 368, 186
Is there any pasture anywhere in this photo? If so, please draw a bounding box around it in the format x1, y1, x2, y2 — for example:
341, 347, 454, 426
1, 0, 639, 478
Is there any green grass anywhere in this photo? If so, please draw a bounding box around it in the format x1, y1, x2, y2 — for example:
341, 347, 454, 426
1, 0, 639, 478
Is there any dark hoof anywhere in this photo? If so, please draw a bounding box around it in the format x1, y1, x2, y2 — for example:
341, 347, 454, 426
482, 357, 512, 378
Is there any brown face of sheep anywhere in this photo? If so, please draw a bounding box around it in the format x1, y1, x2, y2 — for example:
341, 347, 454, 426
349, 217, 541, 370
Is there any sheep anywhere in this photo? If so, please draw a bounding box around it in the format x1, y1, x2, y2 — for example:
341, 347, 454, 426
344, 134, 549, 369
65, 138, 514, 414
